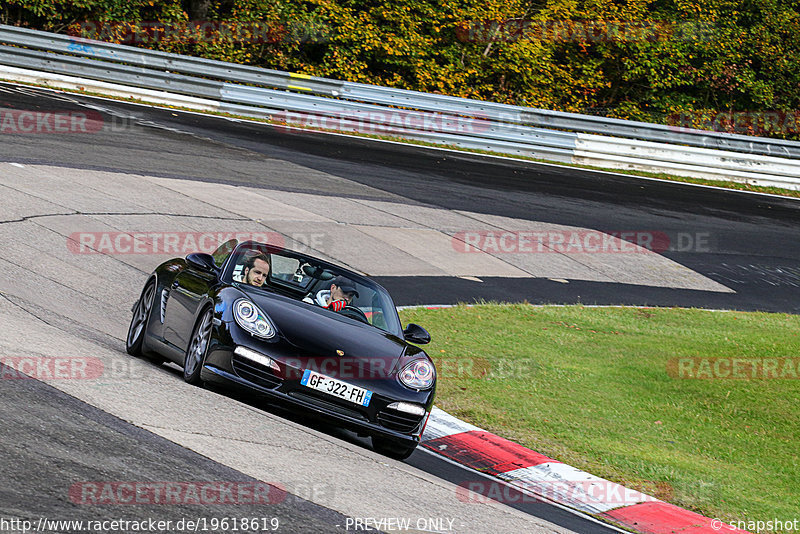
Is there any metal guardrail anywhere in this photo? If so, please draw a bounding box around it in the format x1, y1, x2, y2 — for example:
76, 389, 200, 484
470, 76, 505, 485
0, 25, 344, 94
3, 24, 799, 161
1, 23, 799, 189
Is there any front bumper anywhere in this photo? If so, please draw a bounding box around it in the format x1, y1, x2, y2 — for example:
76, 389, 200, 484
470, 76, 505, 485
201, 353, 430, 447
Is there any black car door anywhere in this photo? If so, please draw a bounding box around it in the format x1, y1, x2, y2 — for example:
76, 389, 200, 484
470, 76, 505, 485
163, 266, 216, 351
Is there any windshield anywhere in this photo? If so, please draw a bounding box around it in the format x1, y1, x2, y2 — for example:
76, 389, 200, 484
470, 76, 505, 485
224, 243, 403, 336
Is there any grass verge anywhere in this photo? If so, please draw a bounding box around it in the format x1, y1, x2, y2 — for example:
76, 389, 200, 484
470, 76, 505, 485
398, 304, 800, 529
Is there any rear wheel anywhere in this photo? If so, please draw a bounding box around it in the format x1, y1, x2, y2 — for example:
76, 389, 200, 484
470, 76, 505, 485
126, 280, 155, 357
372, 437, 417, 461
184, 308, 213, 386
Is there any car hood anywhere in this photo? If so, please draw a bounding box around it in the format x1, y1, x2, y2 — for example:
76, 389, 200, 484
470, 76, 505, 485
243, 289, 410, 379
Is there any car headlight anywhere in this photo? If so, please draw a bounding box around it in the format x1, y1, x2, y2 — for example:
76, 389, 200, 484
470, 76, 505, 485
398, 359, 435, 390
233, 299, 276, 339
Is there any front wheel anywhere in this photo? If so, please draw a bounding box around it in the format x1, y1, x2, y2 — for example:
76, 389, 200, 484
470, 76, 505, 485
184, 308, 213, 386
126, 280, 156, 357
372, 437, 417, 461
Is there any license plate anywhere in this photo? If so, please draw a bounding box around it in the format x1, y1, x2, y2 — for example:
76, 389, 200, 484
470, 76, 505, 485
300, 369, 373, 407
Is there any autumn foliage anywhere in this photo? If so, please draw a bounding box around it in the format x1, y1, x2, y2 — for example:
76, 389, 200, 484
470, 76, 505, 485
3, 0, 800, 139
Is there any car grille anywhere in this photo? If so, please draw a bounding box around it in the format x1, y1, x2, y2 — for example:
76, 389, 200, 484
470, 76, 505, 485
289, 391, 368, 421
232, 354, 281, 389
377, 408, 424, 434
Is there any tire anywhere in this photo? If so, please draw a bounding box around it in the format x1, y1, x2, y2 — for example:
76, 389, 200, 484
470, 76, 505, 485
372, 437, 417, 461
126, 280, 156, 357
184, 308, 213, 386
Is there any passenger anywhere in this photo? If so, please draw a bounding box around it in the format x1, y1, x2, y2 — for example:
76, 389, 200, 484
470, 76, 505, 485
314, 275, 359, 311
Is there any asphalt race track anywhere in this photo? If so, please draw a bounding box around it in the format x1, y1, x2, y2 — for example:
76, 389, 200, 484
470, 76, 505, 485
2, 83, 799, 312
1, 82, 798, 533
0, 362, 349, 533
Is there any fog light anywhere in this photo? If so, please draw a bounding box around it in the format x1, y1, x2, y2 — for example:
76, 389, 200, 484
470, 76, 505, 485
234, 346, 280, 371
387, 402, 426, 416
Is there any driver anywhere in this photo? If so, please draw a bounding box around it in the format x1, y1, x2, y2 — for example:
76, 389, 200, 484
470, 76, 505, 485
242, 252, 271, 287
313, 275, 359, 311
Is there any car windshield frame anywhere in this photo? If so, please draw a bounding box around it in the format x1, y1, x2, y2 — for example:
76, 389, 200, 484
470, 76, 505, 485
220, 241, 404, 337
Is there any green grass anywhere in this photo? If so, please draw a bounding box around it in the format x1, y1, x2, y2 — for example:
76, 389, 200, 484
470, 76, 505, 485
399, 304, 800, 529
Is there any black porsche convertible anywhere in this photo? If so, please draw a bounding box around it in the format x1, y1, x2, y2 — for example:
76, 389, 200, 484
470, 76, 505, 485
126, 239, 436, 459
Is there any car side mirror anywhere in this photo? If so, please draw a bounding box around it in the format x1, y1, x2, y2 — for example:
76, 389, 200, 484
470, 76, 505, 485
186, 253, 217, 273
403, 323, 431, 344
